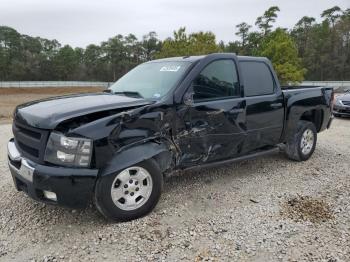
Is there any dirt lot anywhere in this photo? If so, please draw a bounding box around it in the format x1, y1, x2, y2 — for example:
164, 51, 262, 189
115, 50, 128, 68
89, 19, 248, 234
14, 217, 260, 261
0, 114, 349, 261
0, 87, 104, 123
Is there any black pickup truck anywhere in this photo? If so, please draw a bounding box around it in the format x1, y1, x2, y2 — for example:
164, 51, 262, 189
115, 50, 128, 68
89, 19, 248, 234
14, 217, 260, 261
7, 53, 333, 221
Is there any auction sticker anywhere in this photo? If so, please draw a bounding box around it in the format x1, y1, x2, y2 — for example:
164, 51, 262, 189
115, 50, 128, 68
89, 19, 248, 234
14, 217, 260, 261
160, 66, 181, 72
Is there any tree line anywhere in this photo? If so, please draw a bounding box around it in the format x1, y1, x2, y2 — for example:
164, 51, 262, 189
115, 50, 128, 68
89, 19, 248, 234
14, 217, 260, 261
0, 6, 349, 83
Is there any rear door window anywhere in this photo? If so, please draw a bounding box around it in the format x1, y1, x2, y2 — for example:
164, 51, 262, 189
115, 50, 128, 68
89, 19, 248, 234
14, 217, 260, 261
240, 61, 275, 96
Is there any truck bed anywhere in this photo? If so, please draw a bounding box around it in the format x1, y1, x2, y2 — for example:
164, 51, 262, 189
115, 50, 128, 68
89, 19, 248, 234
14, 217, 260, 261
281, 85, 325, 90
280, 85, 333, 141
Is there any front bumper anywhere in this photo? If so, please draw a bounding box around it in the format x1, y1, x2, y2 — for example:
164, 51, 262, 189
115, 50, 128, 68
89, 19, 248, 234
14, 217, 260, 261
7, 139, 99, 208
333, 105, 350, 116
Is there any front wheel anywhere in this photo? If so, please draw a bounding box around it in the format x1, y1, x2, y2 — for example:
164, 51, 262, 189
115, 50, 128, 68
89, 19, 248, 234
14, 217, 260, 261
94, 159, 163, 221
285, 120, 317, 161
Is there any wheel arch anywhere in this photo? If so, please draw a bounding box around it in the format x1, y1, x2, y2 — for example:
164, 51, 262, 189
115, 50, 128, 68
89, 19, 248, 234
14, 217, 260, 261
98, 142, 173, 178
299, 109, 324, 132
283, 107, 324, 142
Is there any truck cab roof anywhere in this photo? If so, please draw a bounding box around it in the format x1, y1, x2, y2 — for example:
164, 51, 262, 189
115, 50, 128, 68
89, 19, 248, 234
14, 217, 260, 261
149, 53, 270, 63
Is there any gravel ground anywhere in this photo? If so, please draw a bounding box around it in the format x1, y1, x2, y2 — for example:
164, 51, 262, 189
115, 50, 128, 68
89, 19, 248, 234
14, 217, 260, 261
0, 118, 349, 262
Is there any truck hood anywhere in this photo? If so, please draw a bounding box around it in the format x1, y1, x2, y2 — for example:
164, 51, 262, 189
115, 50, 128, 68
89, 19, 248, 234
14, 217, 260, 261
14, 93, 152, 129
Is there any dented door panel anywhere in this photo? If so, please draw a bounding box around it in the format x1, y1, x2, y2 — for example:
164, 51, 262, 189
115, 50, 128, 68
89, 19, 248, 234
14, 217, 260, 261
175, 98, 246, 166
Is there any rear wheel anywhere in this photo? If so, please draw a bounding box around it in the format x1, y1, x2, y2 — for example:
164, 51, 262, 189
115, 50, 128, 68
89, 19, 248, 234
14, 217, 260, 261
285, 120, 317, 161
94, 159, 163, 221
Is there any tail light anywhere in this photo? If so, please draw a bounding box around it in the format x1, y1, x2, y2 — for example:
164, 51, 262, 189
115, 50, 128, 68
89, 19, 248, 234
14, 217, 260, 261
330, 91, 335, 111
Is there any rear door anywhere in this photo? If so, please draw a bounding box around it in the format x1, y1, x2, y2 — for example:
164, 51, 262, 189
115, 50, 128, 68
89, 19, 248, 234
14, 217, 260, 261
177, 58, 246, 166
239, 60, 284, 152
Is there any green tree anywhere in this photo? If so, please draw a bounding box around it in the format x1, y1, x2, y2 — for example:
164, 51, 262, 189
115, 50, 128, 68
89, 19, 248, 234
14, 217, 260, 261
84, 44, 109, 81
337, 9, 350, 80
0, 26, 22, 80
124, 33, 141, 65
223, 41, 240, 53
0, 47, 7, 80
292, 16, 316, 57
290, 6, 350, 80
141, 32, 161, 61
255, 6, 280, 35
321, 6, 342, 27
102, 35, 128, 80
235, 22, 251, 49
157, 27, 221, 58
257, 28, 306, 84
52, 45, 79, 80
39, 39, 61, 80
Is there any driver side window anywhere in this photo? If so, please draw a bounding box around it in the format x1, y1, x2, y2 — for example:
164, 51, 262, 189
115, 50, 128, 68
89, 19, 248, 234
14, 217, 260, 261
192, 59, 239, 102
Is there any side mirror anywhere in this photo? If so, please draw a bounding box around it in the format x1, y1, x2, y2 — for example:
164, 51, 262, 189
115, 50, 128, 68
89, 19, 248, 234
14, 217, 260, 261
183, 92, 194, 106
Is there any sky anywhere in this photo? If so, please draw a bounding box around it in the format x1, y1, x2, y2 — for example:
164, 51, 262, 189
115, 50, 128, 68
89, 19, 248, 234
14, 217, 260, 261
0, 0, 349, 48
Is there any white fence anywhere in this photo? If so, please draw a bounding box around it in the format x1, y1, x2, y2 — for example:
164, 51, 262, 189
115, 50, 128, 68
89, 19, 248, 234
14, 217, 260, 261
0, 81, 111, 88
302, 81, 350, 92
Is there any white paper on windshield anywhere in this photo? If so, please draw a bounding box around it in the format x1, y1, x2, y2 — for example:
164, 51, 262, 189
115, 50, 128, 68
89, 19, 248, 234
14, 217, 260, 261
160, 66, 181, 72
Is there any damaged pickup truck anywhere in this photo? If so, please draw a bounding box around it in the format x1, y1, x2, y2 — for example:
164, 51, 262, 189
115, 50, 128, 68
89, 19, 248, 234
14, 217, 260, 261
7, 53, 334, 221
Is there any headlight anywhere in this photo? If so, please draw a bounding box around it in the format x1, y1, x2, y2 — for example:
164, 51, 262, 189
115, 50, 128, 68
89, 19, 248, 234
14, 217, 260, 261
44, 132, 93, 167
335, 99, 343, 106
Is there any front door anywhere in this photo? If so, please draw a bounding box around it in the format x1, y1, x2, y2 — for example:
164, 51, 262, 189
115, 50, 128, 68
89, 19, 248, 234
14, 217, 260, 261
176, 59, 246, 167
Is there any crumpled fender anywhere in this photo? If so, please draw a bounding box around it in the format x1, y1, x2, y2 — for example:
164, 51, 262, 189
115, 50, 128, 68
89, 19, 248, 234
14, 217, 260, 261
98, 141, 173, 177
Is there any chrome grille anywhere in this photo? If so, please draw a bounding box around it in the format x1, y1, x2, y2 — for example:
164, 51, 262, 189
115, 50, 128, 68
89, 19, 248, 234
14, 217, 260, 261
341, 100, 350, 106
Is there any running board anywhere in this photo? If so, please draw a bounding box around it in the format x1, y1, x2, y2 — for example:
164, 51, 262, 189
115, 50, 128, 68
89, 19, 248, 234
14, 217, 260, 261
181, 146, 280, 172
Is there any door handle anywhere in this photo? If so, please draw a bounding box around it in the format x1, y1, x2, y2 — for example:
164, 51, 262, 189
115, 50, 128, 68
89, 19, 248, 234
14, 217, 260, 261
270, 103, 282, 108
229, 108, 244, 114
206, 109, 224, 115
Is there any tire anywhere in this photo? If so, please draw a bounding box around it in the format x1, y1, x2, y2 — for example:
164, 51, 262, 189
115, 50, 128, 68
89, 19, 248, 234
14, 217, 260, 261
94, 159, 163, 221
333, 113, 340, 117
285, 120, 317, 161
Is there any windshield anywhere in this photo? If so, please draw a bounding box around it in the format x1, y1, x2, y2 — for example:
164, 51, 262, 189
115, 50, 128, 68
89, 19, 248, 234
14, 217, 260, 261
109, 61, 191, 99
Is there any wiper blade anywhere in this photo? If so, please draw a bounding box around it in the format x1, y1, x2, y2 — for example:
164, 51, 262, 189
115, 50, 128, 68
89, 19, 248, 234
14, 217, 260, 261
113, 91, 144, 98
